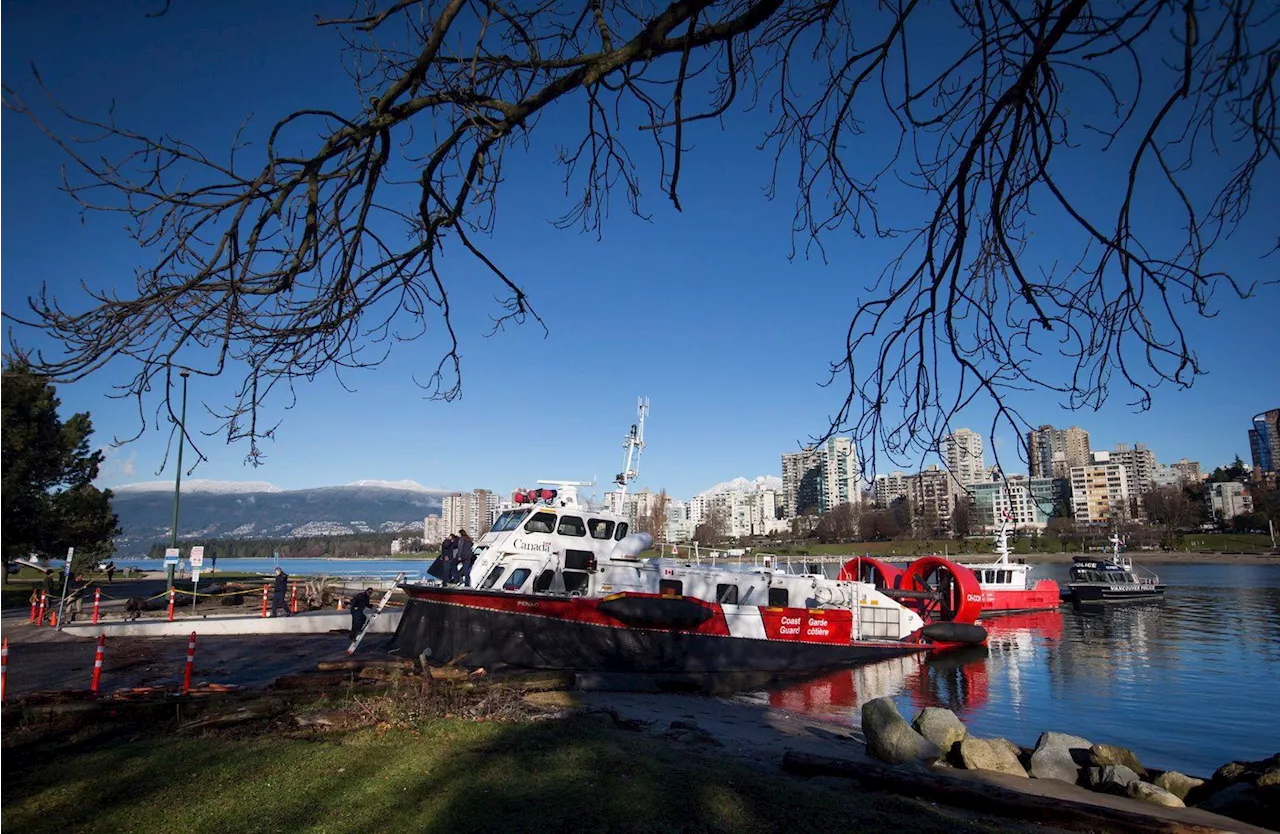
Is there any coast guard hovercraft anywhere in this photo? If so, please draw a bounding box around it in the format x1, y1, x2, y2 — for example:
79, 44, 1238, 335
392, 401, 987, 677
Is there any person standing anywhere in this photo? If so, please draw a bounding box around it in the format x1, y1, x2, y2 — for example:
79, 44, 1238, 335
348, 587, 374, 641
271, 567, 290, 617
440, 534, 458, 584
456, 529, 476, 588
105, 561, 116, 583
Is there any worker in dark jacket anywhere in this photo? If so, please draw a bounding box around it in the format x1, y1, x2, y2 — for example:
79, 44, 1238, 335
271, 567, 290, 617
456, 529, 476, 587
349, 587, 375, 640
441, 534, 458, 584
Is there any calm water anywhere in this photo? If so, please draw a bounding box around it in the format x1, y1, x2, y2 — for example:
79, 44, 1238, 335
745, 563, 1280, 776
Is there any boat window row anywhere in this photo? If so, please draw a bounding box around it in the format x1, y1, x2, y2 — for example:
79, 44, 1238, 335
980, 569, 1013, 584
647, 579, 783, 607
523, 511, 629, 540
1075, 570, 1132, 583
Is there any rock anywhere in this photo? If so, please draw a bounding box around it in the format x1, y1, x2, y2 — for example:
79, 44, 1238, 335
659, 721, 723, 747
1127, 781, 1185, 808
1212, 753, 1280, 787
862, 697, 940, 765
911, 707, 967, 753
1086, 764, 1141, 795
1028, 731, 1093, 784
1089, 744, 1148, 778
1194, 782, 1275, 828
956, 737, 1028, 778
1152, 771, 1204, 801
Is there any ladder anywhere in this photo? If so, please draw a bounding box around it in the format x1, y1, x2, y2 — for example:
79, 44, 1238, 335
347, 573, 406, 655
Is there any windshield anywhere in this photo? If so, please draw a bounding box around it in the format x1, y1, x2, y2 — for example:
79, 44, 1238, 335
490, 510, 530, 533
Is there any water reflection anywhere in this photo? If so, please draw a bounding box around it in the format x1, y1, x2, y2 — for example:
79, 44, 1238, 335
753, 565, 1280, 775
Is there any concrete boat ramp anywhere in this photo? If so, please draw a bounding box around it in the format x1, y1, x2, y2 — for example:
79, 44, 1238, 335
60, 609, 403, 639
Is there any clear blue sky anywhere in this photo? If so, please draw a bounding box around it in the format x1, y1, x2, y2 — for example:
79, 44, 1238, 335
4, 1, 1276, 500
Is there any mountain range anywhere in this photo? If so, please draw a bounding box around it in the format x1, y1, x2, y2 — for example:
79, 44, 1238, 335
110, 480, 446, 556
107, 475, 780, 556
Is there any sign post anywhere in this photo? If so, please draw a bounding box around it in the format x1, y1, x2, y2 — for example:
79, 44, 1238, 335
56, 547, 74, 631
189, 547, 204, 613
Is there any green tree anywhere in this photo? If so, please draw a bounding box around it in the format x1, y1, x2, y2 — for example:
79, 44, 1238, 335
2, 363, 121, 579
1207, 456, 1251, 483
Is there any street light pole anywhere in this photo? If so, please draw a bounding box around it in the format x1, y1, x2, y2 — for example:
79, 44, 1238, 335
168, 371, 190, 590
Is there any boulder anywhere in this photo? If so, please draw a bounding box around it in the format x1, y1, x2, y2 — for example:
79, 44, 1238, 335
1152, 770, 1204, 801
911, 707, 967, 753
1212, 753, 1280, 788
956, 737, 1028, 778
1127, 781, 1186, 808
862, 697, 940, 765
1089, 744, 1148, 778
1193, 782, 1276, 828
1085, 764, 1141, 795
1028, 731, 1093, 784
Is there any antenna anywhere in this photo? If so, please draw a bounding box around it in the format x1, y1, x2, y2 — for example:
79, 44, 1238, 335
615, 397, 649, 498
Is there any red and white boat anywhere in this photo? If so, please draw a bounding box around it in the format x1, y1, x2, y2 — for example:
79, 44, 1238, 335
392, 402, 987, 678
958, 521, 1060, 615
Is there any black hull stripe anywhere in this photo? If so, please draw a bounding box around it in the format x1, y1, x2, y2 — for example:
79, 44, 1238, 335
391, 598, 924, 674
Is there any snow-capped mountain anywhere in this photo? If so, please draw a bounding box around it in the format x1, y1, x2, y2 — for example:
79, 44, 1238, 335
696, 476, 783, 496
110, 482, 445, 555
113, 479, 283, 494
344, 479, 449, 493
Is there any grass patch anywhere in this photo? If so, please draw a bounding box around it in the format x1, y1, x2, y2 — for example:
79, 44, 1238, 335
3, 711, 1041, 834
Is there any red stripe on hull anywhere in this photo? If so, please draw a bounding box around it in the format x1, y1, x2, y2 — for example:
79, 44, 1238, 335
978, 580, 1061, 614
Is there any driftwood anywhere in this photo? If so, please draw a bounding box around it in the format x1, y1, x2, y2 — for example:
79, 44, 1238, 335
316, 658, 415, 672
781, 752, 1239, 834
178, 697, 288, 731
493, 671, 575, 693
268, 671, 359, 690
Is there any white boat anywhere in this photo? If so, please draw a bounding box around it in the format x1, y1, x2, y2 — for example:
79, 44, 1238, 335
391, 401, 987, 677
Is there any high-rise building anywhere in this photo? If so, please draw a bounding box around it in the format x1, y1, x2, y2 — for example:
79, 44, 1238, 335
968, 476, 1065, 531
780, 437, 861, 517
1109, 443, 1158, 495
912, 466, 955, 536
942, 428, 986, 488
1170, 458, 1203, 484
871, 471, 913, 507
1249, 408, 1280, 485
423, 515, 445, 544
1069, 452, 1133, 526
1028, 425, 1091, 479
441, 489, 499, 536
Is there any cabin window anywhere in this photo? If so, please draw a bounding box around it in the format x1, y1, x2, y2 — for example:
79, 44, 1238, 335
589, 519, 615, 539
659, 579, 683, 596
998, 570, 1010, 583
524, 512, 557, 534
716, 584, 739, 604
479, 566, 505, 590
768, 587, 789, 607
490, 510, 530, 533
564, 549, 597, 571
503, 568, 532, 591
982, 570, 993, 583
614, 522, 629, 541
533, 570, 555, 593
557, 515, 587, 537
563, 571, 590, 595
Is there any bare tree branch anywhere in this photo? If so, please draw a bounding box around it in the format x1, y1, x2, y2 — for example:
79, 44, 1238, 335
3, 0, 1275, 476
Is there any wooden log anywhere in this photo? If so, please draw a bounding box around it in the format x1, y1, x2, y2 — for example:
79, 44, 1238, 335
268, 671, 358, 690
178, 697, 288, 731
493, 670, 575, 692
316, 658, 415, 672
780, 752, 1240, 834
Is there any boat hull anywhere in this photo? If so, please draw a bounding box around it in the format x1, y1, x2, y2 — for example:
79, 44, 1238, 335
1066, 583, 1166, 604
978, 580, 1062, 614
390, 587, 930, 674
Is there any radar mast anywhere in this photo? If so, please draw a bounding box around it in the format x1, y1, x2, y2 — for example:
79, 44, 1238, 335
615, 397, 649, 498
